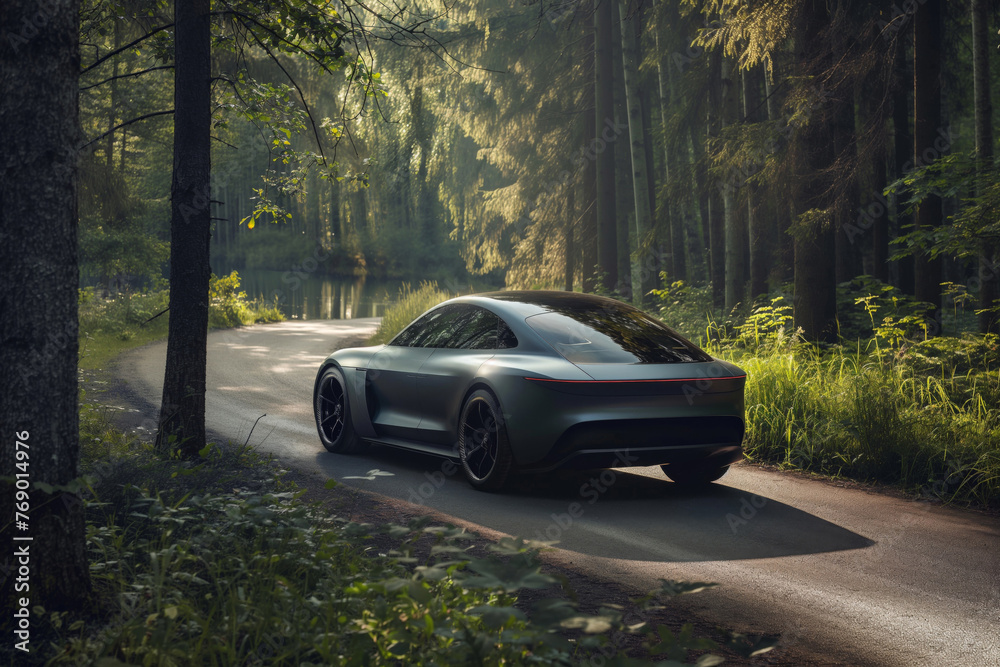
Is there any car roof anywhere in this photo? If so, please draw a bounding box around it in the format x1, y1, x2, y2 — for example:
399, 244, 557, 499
448, 290, 639, 320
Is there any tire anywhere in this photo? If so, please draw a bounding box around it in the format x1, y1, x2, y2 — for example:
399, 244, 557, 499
314, 366, 366, 454
661, 461, 730, 487
458, 389, 514, 491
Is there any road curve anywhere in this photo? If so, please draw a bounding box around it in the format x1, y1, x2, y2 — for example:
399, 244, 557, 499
116, 320, 1000, 667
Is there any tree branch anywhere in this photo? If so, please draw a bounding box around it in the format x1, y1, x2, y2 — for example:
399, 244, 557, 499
81, 110, 175, 149
79, 65, 175, 91
80, 23, 175, 74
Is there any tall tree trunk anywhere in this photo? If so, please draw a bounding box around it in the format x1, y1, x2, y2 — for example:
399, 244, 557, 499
689, 123, 710, 283
793, 0, 838, 342
0, 0, 91, 611
973, 0, 998, 333
594, 0, 618, 292
834, 98, 860, 283
912, 0, 943, 323
157, 0, 212, 456
611, 10, 632, 298
658, 46, 686, 282
582, 22, 599, 293
745, 66, 767, 300
722, 59, 744, 310
892, 41, 915, 293
707, 50, 725, 309
619, 0, 655, 306
871, 140, 890, 282
565, 187, 575, 291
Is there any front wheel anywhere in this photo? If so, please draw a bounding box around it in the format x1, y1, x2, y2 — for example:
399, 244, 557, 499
458, 390, 514, 491
314, 366, 366, 454
661, 462, 730, 487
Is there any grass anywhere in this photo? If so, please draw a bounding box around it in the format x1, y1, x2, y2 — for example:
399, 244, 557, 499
78, 271, 284, 371
366, 281, 451, 345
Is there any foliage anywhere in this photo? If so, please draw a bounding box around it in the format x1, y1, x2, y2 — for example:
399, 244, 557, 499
651, 279, 1000, 507
19, 403, 777, 665
208, 270, 285, 328
366, 282, 452, 345
77, 273, 282, 369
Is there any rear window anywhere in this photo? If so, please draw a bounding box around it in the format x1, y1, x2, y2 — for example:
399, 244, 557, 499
525, 307, 710, 364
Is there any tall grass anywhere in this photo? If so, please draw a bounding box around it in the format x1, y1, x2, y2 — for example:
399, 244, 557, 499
665, 283, 1000, 508
366, 281, 451, 345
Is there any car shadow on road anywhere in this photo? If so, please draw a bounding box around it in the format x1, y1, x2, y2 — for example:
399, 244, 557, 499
317, 447, 876, 563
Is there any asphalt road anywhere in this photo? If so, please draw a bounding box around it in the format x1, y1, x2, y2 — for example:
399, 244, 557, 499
116, 319, 1000, 666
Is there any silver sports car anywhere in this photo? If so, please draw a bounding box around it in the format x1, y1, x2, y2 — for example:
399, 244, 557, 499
314, 291, 746, 491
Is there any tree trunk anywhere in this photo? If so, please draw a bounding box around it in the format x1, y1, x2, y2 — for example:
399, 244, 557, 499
707, 50, 725, 309
594, 0, 618, 292
892, 41, 915, 293
565, 187, 575, 291
912, 0, 943, 322
0, 0, 91, 611
973, 0, 998, 333
611, 10, 632, 298
793, 0, 838, 342
722, 59, 744, 310
157, 0, 212, 456
689, 123, 710, 283
659, 47, 686, 282
619, 0, 655, 306
582, 22, 599, 293
745, 66, 768, 300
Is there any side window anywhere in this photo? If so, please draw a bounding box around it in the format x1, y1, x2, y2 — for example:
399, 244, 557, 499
400, 305, 469, 348
390, 304, 515, 350
497, 318, 518, 349
389, 311, 436, 347
452, 307, 500, 350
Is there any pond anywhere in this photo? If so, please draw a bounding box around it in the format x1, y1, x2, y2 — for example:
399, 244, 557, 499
226, 269, 407, 321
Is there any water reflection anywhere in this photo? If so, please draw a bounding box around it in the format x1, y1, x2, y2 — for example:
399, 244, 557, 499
224, 269, 405, 321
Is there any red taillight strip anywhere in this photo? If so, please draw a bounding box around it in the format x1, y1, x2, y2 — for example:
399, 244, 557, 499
524, 375, 746, 384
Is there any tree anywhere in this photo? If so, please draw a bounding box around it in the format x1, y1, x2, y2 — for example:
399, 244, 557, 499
619, 0, 656, 305
912, 0, 943, 322
156, 0, 212, 455
595, 0, 619, 291
972, 0, 998, 334
0, 0, 91, 609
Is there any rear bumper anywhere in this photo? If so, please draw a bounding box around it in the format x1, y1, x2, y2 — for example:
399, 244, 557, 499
520, 417, 744, 471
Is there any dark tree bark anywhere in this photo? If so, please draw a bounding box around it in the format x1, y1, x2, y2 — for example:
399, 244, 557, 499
582, 22, 599, 293
892, 40, 915, 293
973, 0, 998, 333
707, 50, 725, 309
745, 66, 768, 301
912, 0, 943, 320
722, 58, 744, 310
0, 0, 91, 610
565, 187, 575, 291
793, 0, 838, 342
611, 10, 632, 298
157, 0, 212, 456
871, 141, 890, 282
594, 0, 618, 291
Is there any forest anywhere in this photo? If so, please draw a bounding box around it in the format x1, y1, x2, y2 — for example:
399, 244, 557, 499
71, 0, 1000, 341
1, 0, 1000, 664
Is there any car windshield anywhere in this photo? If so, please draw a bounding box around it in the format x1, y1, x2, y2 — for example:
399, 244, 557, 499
525, 306, 711, 364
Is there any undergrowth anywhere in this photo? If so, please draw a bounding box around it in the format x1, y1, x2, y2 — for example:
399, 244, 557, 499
653, 275, 1000, 507
78, 271, 284, 370
16, 402, 779, 665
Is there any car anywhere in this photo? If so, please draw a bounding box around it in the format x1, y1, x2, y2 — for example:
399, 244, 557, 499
313, 290, 746, 491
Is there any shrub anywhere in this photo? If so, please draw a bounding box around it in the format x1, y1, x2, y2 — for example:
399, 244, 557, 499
367, 282, 451, 345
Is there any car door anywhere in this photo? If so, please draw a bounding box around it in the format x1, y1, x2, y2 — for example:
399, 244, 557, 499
416, 306, 508, 446
366, 305, 468, 440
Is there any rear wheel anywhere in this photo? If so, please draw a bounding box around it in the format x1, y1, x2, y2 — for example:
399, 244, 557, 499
315, 366, 366, 454
662, 462, 730, 487
459, 390, 513, 491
